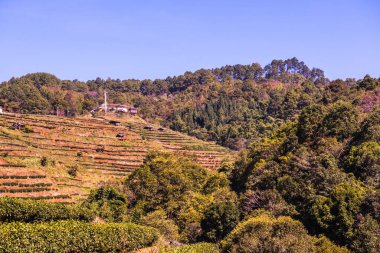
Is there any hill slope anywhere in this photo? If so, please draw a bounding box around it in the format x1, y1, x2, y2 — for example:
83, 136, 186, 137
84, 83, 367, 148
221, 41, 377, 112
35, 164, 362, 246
1, 58, 378, 150
0, 113, 233, 202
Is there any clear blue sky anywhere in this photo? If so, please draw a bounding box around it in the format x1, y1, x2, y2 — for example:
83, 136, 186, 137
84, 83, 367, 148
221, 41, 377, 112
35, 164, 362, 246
0, 0, 379, 82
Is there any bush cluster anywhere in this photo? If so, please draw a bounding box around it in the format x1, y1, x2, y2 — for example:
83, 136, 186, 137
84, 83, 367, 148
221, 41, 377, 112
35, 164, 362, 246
220, 214, 349, 253
0, 221, 159, 253
0, 198, 94, 222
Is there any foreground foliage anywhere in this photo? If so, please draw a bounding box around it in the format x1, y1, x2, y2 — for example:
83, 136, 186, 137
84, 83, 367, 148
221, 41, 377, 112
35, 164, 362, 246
0, 221, 158, 253
220, 214, 349, 253
125, 152, 238, 242
229, 107, 380, 252
84, 185, 128, 222
0, 198, 94, 222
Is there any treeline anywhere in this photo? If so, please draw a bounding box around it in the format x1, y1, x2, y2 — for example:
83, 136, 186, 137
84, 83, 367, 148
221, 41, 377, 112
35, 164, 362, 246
212, 57, 327, 84
1, 58, 379, 151
0, 57, 328, 115
169, 76, 380, 149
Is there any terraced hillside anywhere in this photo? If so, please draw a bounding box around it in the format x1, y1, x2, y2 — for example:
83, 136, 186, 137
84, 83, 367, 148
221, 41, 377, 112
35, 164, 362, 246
0, 113, 233, 202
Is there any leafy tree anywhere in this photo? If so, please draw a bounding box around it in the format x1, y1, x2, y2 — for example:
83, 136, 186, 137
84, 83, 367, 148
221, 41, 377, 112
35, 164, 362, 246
85, 186, 128, 222
311, 182, 365, 243
125, 152, 236, 242
221, 214, 315, 253
346, 141, 380, 186
357, 74, 380, 90
20, 72, 61, 88
140, 209, 180, 241
296, 104, 324, 143
0, 79, 50, 113
350, 215, 380, 253
322, 101, 359, 141
201, 202, 239, 242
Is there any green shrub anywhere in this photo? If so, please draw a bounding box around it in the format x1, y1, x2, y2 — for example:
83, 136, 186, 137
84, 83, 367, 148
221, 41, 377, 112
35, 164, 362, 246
220, 214, 349, 253
40, 156, 48, 166
162, 243, 218, 253
21, 125, 34, 133
85, 186, 128, 222
67, 165, 78, 177
0, 198, 94, 222
141, 209, 180, 241
314, 236, 350, 253
0, 221, 159, 253
220, 214, 315, 253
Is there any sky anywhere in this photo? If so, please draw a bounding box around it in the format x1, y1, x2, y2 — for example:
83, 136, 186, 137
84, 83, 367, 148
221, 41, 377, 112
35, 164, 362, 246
0, 0, 379, 82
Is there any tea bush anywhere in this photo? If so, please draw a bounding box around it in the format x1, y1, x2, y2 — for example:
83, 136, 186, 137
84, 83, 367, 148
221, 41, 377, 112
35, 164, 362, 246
0, 221, 159, 252
0, 198, 94, 222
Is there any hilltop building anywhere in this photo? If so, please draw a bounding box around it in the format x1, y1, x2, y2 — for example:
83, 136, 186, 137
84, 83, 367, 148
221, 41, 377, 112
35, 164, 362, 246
93, 103, 137, 115
92, 90, 137, 115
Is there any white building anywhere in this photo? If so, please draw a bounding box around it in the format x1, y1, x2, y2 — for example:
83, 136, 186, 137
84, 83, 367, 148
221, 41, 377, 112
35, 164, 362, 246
97, 103, 135, 114
0, 107, 3, 114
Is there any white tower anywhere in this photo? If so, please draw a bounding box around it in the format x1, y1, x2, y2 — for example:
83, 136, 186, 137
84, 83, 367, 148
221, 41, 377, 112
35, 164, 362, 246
104, 90, 108, 113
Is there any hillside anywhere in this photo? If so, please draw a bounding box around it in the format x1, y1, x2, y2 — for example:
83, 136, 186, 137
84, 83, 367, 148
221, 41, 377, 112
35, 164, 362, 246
0, 58, 379, 252
0, 112, 233, 202
1, 58, 379, 150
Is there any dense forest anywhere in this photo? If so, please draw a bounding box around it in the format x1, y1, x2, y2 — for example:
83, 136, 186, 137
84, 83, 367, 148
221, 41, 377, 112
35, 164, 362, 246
0, 58, 379, 252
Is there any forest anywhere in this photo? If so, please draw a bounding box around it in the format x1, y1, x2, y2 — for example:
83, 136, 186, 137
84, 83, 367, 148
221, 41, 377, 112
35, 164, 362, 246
0, 58, 379, 252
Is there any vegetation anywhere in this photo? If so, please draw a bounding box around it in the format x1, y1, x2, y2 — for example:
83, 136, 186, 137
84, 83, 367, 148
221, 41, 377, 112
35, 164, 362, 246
227, 106, 380, 252
0, 221, 158, 252
125, 152, 236, 242
162, 243, 218, 253
0, 198, 94, 222
84, 185, 128, 222
220, 214, 349, 253
1, 58, 378, 150
0, 58, 379, 252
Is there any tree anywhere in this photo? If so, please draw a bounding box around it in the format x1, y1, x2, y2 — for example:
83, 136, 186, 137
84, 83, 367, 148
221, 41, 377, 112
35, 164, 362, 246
85, 186, 128, 222
221, 214, 315, 253
311, 182, 365, 244
125, 152, 236, 242
0, 78, 50, 113
346, 141, 380, 187
322, 101, 359, 141
140, 209, 180, 241
221, 214, 348, 253
201, 202, 239, 242
297, 104, 324, 143
357, 74, 380, 90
